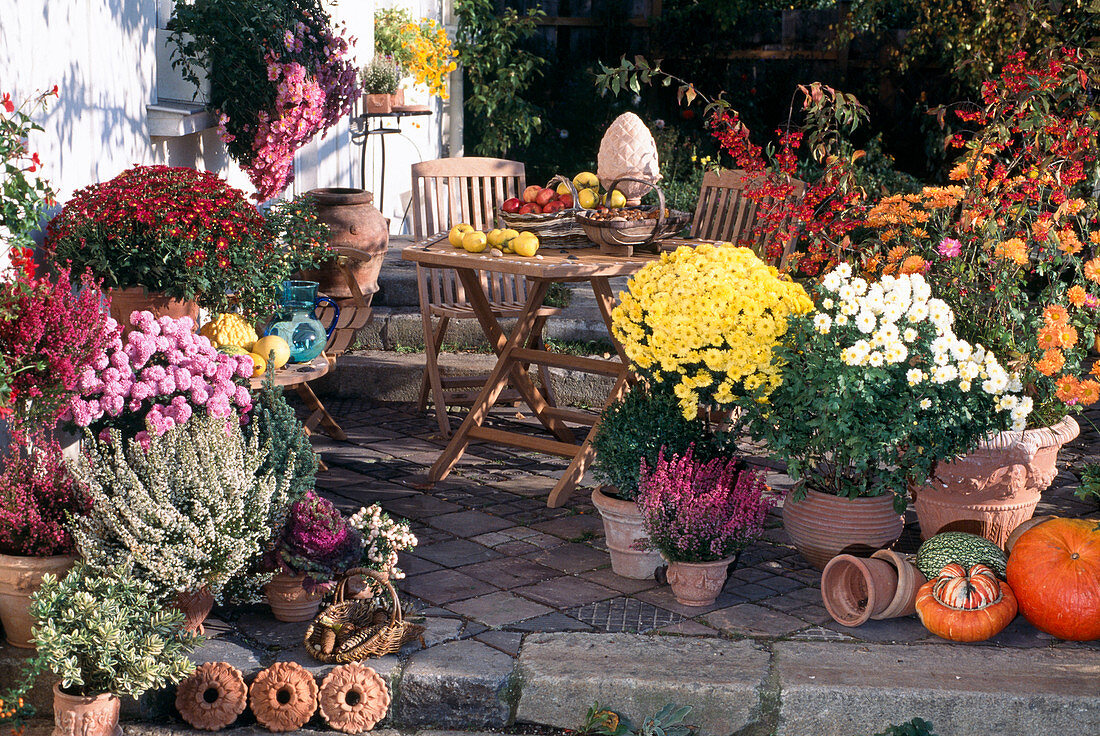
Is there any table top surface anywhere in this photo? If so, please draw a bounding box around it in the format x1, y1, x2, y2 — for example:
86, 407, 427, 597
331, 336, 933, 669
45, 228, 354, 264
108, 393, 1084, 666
249, 355, 329, 389
401, 233, 672, 279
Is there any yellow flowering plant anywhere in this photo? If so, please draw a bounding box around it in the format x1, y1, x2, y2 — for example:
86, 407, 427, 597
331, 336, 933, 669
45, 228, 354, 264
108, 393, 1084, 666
850, 48, 1100, 426
400, 18, 457, 100
611, 244, 813, 419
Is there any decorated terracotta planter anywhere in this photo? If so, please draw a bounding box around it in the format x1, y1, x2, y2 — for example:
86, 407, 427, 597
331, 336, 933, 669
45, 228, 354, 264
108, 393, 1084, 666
0, 553, 76, 648
364, 93, 391, 114
782, 489, 904, 570
249, 661, 319, 732
666, 557, 734, 606
820, 550, 926, 627
297, 188, 389, 301
912, 416, 1079, 547
52, 684, 121, 736
318, 663, 391, 734
591, 487, 663, 579
175, 662, 248, 731
107, 286, 200, 331
265, 572, 324, 623
177, 587, 215, 636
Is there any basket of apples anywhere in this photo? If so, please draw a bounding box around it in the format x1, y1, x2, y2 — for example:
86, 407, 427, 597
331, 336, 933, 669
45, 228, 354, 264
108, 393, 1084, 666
497, 174, 591, 248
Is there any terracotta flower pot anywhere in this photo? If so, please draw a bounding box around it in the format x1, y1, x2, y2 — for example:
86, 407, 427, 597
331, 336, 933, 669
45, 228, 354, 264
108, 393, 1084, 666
265, 572, 324, 622
591, 487, 663, 579
666, 557, 733, 607
175, 662, 248, 731
870, 548, 927, 619
52, 684, 121, 736
0, 553, 76, 648
912, 416, 1079, 547
782, 489, 904, 570
318, 663, 391, 734
107, 286, 200, 331
297, 188, 389, 301
820, 550, 926, 627
177, 587, 215, 636
249, 661, 319, 732
365, 93, 391, 114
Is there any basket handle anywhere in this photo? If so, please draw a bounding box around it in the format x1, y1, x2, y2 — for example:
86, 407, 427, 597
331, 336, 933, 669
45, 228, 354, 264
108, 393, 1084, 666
605, 176, 667, 247
546, 174, 581, 211
334, 567, 404, 626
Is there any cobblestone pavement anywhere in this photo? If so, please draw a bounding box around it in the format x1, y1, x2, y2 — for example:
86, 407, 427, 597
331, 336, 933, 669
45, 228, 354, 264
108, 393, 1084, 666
295, 397, 1100, 651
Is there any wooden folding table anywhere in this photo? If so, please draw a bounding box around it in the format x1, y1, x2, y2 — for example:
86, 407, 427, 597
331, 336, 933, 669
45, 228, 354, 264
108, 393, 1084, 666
403, 234, 662, 507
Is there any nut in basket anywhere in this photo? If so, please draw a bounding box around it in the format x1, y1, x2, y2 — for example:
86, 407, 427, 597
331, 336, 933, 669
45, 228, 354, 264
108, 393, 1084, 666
575, 176, 690, 256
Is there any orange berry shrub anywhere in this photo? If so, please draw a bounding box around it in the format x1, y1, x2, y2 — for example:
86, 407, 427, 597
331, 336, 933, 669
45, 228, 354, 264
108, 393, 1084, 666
851, 48, 1100, 426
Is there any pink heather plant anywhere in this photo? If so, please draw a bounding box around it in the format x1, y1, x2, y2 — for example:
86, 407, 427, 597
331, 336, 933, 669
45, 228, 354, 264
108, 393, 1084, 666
637, 446, 778, 563
269, 490, 362, 592
0, 430, 90, 557
61, 310, 253, 441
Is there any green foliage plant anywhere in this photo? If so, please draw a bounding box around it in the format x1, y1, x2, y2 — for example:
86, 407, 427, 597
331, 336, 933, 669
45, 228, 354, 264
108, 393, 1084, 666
244, 377, 318, 502
1076, 463, 1100, 506
362, 55, 402, 95
454, 0, 546, 157
68, 415, 292, 604
30, 563, 198, 697
591, 383, 717, 501
1, 87, 56, 253
873, 718, 937, 736
577, 702, 696, 736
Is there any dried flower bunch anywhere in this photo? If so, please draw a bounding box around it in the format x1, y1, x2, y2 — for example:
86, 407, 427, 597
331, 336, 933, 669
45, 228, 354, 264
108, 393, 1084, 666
30, 563, 198, 698
68, 415, 293, 604
44, 166, 331, 318
270, 490, 362, 592
636, 446, 777, 563
348, 504, 417, 580
62, 311, 253, 442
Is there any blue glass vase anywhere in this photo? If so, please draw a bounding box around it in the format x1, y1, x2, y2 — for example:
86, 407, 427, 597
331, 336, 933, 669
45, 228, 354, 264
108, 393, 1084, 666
264, 281, 339, 363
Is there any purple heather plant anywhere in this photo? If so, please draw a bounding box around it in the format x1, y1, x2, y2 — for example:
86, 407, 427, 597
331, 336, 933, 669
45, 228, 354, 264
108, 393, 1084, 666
636, 445, 778, 563
270, 490, 361, 592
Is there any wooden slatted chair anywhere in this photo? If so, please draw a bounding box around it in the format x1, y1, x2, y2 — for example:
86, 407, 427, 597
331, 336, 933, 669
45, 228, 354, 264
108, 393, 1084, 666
410, 157, 558, 437
665, 169, 806, 268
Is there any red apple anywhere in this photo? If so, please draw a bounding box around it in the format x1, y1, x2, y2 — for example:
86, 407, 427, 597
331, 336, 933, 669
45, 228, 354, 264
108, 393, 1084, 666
522, 185, 542, 203
519, 203, 542, 215
557, 193, 574, 208
501, 197, 523, 213
535, 188, 556, 206
542, 200, 565, 214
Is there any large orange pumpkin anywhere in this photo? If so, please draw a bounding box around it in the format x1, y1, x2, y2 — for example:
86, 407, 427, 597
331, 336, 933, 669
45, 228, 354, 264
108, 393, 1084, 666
1006, 516, 1100, 641
915, 563, 1018, 642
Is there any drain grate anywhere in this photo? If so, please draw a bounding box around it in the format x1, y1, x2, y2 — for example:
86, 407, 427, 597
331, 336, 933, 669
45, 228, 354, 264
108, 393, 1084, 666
567, 597, 684, 633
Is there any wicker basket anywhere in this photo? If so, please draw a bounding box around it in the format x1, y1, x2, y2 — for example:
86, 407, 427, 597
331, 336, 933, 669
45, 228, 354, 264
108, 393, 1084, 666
574, 177, 690, 256
496, 174, 590, 248
304, 568, 425, 663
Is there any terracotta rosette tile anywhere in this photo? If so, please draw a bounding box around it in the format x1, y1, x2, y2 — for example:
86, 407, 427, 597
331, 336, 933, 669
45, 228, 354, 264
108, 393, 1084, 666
318, 663, 391, 733
175, 662, 248, 731
249, 661, 319, 732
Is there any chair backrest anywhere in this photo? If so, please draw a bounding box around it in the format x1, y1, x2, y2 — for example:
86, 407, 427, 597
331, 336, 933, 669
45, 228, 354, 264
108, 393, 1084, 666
690, 169, 806, 265
410, 157, 529, 309
410, 157, 527, 237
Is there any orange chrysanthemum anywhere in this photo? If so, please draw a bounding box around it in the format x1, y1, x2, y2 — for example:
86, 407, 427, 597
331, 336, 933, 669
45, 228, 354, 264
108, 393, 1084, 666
1036, 348, 1065, 376
1043, 304, 1070, 326
1085, 258, 1100, 284
1056, 375, 1080, 403
881, 228, 899, 243
910, 227, 929, 239
1091, 361, 1100, 379
1056, 229, 1083, 255
1057, 324, 1079, 348
994, 238, 1029, 266
1037, 326, 1062, 350
900, 255, 927, 275
1031, 220, 1052, 238
887, 245, 908, 263
1077, 379, 1100, 406
1067, 285, 1087, 308
1090, 231, 1100, 245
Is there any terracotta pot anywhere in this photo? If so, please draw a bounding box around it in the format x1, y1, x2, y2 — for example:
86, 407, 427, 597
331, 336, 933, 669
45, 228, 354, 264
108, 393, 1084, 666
389, 89, 406, 109
107, 286, 200, 331
666, 557, 733, 606
1004, 514, 1055, 555
265, 572, 324, 622
591, 487, 663, 579
52, 684, 121, 736
870, 548, 927, 619
176, 587, 215, 636
297, 188, 389, 302
0, 553, 76, 648
782, 489, 904, 571
365, 93, 391, 114
912, 416, 1079, 547
249, 661, 318, 732
821, 554, 897, 626
318, 663, 391, 734
175, 661, 248, 731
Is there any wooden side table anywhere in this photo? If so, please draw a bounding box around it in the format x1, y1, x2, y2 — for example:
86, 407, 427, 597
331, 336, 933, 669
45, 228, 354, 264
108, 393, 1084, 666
250, 354, 347, 442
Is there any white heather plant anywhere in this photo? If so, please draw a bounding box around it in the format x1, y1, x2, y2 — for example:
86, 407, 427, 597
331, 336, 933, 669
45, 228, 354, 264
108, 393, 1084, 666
347, 504, 417, 580
68, 415, 292, 604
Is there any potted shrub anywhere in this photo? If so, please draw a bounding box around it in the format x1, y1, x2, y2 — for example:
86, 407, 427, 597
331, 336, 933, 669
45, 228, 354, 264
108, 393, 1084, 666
265, 490, 362, 622
361, 55, 401, 113
740, 266, 1028, 569
67, 415, 293, 634
636, 446, 777, 606
590, 384, 717, 579
30, 563, 199, 736
43, 167, 332, 321
857, 49, 1099, 544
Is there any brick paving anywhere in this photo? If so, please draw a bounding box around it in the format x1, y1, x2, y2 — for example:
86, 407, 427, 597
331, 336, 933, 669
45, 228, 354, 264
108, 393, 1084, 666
298, 396, 1100, 649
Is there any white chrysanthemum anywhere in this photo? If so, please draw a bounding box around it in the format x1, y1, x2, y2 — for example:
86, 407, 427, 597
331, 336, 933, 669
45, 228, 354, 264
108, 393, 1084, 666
834, 262, 852, 278
928, 298, 953, 328
960, 361, 981, 381
1008, 373, 1024, 393
841, 300, 859, 315
839, 284, 857, 302
822, 272, 843, 292
932, 364, 959, 383
814, 313, 832, 334
850, 277, 869, 296
907, 368, 925, 385
883, 341, 908, 364
910, 274, 931, 302
959, 380, 972, 392
903, 327, 918, 343
821, 297, 835, 310
856, 311, 876, 334
907, 303, 929, 323
867, 351, 885, 367
835, 313, 849, 326
934, 351, 950, 366
951, 339, 973, 361
919, 398, 932, 410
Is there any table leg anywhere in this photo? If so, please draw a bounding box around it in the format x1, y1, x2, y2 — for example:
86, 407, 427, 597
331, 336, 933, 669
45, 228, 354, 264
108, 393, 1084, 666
296, 381, 348, 442
454, 270, 574, 443
428, 277, 556, 483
